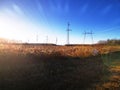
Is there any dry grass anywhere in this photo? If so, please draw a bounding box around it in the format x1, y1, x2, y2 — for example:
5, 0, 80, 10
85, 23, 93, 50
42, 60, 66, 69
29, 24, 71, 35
0, 44, 120, 58
93, 66, 120, 90
0, 44, 120, 90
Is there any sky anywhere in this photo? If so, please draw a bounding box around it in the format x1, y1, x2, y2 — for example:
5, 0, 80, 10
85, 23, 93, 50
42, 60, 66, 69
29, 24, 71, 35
0, 0, 120, 45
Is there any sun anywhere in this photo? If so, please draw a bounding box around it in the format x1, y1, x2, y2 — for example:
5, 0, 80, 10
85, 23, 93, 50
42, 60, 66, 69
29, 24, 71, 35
0, 15, 17, 39
0, 14, 30, 42
0, 14, 46, 43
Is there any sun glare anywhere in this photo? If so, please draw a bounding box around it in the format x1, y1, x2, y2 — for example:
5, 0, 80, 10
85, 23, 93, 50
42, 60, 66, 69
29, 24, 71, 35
0, 13, 35, 42
0, 15, 19, 39
0, 14, 52, 43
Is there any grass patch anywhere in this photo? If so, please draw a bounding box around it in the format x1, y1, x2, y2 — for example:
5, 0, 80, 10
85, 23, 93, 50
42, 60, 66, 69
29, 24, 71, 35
101, 51, 120, 67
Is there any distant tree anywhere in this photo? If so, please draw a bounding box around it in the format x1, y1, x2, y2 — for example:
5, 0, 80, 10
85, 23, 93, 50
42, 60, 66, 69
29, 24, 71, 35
0, 38, 21, 44
98, 40, 107, 44
98, 39, 120, 45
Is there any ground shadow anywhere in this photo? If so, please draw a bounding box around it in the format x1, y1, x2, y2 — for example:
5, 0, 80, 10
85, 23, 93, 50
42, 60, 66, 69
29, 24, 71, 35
0, 52, 107, 90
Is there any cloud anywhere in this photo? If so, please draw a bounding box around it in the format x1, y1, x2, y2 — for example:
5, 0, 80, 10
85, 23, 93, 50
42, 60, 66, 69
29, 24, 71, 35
12, 4, 24, 16
2, 8, 15, 17
35, 0, 44, 14
49, 0, 69, 14
101, 5, 112, 14
0, 3, 26, 21
35, 0, 50, 26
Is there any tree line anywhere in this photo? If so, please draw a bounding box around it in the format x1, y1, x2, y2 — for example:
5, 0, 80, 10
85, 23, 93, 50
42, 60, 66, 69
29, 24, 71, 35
98, 39, 120, 45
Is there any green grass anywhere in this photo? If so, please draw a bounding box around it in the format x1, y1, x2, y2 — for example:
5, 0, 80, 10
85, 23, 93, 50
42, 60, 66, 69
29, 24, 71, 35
101, 51, 120, 67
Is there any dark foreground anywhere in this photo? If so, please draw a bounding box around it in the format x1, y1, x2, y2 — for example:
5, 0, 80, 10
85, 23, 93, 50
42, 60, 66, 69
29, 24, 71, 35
0, 53, 104, 90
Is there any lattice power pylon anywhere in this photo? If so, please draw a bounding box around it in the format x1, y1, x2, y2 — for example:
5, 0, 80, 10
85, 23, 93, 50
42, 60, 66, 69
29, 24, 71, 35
83, 31, 94, 44
66, 22, 72, 44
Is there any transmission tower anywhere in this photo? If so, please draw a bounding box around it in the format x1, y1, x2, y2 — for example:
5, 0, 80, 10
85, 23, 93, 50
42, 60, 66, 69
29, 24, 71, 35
46, 36, 48, 44
56, 37, 58, 45
28, 39, 29, 43
83, 30, 94, 44
36, 34, 38, 43
66, 22, 71, 44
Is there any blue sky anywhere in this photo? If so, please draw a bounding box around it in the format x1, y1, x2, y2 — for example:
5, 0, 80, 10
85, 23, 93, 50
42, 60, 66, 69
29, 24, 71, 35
0, 0, 120, 44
